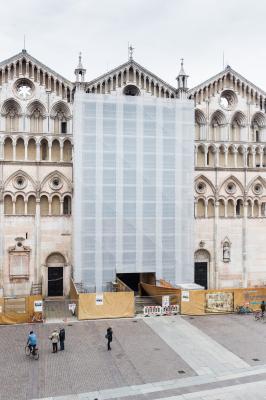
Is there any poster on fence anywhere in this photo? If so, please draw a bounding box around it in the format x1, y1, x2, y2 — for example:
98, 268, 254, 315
162, 296, 170, 307
205, 292, 233, 313
34, 300, 43, 312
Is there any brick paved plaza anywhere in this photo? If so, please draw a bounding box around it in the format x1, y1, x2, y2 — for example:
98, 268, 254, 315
1, 315, 266, 399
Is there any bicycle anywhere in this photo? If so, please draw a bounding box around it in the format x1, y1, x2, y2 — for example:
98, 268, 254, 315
25, 345, 39, 360
31, 313, 43, 323
253, 310, 266, 321
235, 305, 253, 314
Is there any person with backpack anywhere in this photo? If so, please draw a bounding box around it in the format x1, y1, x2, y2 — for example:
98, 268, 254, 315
49, 329, 59, 353
105, 327, 113, 351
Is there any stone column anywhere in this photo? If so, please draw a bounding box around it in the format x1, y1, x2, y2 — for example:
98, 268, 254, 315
243, 199, 248, 287
36, 142, 40, 162
215, 148, 219, 167
243, 148, 248, 168
234, 149, 237, 168
204, 148, 208, 167
12, 143, 16, 161
260, 148, 263, 167
25, 140, 28, 161
60, 143, 64, 162
214, 199, 219, 289
48, 199, 52, 216
0, 140, 3, 160
205, 201, 208, 218
48, 143, 52, 161
252, 150, 256, 168
19, 60, 22, 75
60, 200, 64, 215
0, 186, 4, 295
35, 197, 41, 285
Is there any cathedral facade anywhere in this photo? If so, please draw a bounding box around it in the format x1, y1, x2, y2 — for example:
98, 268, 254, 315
0, 48, 265, 297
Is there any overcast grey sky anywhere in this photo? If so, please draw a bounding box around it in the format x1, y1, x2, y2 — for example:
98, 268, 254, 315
1, 0, 265, 89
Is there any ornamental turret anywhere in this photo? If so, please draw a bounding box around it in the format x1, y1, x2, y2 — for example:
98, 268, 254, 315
176, 58, 189, 99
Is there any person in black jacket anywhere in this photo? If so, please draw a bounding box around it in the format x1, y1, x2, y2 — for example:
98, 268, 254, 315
59, 327, 65, 351
106, 327, 113, 351
260, 301, 265, 317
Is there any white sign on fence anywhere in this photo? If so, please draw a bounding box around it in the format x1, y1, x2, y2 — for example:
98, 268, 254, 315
181, 291, 190, 302
68, 303, 76, 315
34, 300, 43, 312
162, 295, 170, 307
96, 293, 104, 305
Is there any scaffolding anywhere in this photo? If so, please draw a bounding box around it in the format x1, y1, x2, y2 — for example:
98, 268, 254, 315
73, 93, 194, 292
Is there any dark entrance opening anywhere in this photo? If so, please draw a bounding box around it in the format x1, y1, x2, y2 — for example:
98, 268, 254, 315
194, 262, 208, 289
48, 267, 63, 296
117, 272, 155, 293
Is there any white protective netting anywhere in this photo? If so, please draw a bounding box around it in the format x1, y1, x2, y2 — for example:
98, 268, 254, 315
73, 93, 194, 292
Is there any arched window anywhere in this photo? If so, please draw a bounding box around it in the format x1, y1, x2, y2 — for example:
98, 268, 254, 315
4, 195, 13, 214
231, 112, 246, 142
63, 196, 71, 215
207, 199, 214, 217
27, 101, 46, 133
27, 139, 36, 161
195, 109, 207, 140
4, 137, 13, 160
15, 195, 25, 215
247, 199, 252, 217
251, 112, 266, 143
236, 199, 244, 217
210, 110, 226, 141
40, 139, 48, 161
50, 102, 71, 134
51, 140, 60, 161
227, 199, 234, 217
16, 138, 25, 160
27, 195, 36, 215
40, 195, 49, 215
197, 145, 205, 167
197, 199, 205, 218
123, 85, 140, 96
253, 200, 259, 217
51, 196, 60, 215
219, 199, 225, 217
63, 140, 72, 161
2, 99, 21, 132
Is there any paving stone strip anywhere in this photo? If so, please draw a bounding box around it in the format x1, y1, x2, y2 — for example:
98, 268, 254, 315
144, 316, 249, 375
34, 365, 266, 400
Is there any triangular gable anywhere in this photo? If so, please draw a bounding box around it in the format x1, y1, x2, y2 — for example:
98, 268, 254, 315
189, 65, 266, 98
0, 50, 72, 86
85, 59, 176, 96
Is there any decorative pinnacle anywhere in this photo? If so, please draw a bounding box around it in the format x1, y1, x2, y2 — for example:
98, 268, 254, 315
178, 58, 186, 76
128, 44, 134, 61
77, 52, 83, 69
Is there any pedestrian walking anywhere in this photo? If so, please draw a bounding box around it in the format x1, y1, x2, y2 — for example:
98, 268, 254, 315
49, 329, 59, 353
261, 300, 265, 317
59, 327, 65, 351
105, 327, 113, 351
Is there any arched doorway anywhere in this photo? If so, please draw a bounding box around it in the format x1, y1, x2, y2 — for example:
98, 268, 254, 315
194, 249, 210, 289
46, 253, 66, 296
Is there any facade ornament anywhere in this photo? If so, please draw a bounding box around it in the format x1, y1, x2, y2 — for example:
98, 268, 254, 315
222, 237, 231, 263
128, 43, 134, 61
199, 240, 205, 248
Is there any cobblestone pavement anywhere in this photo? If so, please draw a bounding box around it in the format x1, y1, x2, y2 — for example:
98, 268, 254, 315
0, 318, 194, 400
2, 315, 266, 400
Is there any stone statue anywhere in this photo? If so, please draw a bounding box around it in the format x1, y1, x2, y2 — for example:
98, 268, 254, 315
223, 242, 230, 262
